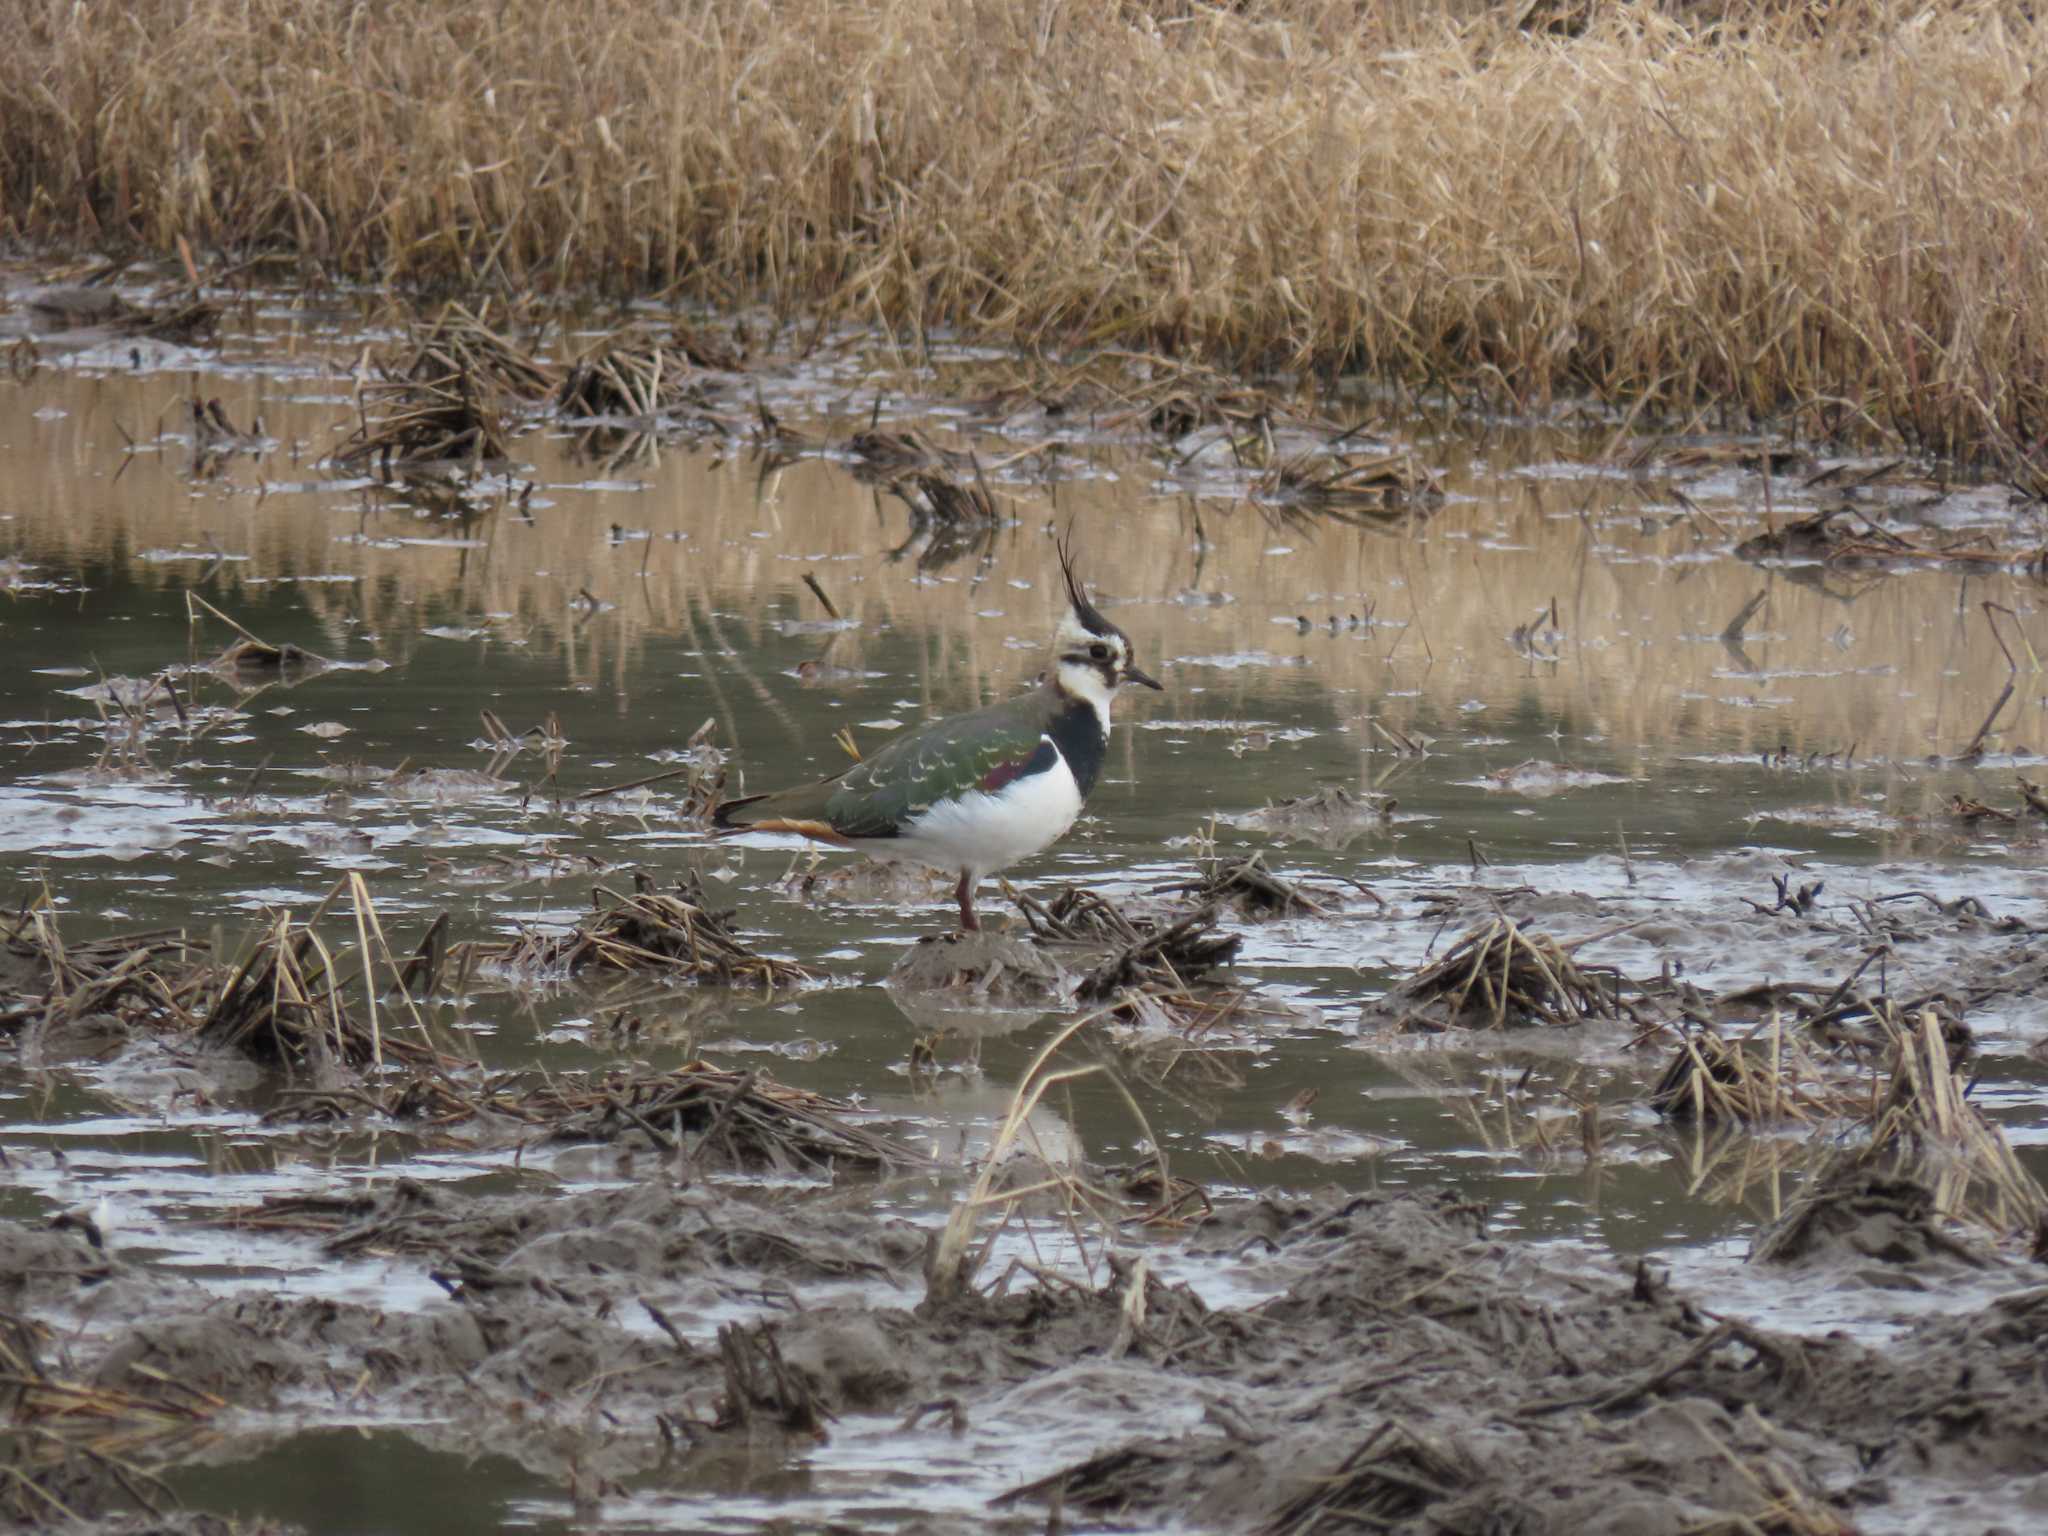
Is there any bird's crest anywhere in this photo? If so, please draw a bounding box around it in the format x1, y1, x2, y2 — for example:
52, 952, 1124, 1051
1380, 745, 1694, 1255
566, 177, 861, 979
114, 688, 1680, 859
1055, 529, 1115, 640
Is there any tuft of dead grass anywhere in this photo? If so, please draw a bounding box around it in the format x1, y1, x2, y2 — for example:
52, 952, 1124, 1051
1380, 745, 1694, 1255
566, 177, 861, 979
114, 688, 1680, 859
10, 2, 2048, 467
481, 873, 812, 990
203, 902, 448, 1073
1365, 914, 1629, 1032
0, 902, 212, 1045
556, 336, 718, 419
1648, 1017, 1851, 1124
1008, 885, 1253, 1031
5, 877, 467, 1075
1856, 1004, 2048, 1236
330, 306, 546, 473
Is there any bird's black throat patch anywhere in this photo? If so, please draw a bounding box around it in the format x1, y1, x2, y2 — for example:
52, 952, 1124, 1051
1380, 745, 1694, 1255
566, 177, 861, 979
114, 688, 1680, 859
1047, 697, 1108, 798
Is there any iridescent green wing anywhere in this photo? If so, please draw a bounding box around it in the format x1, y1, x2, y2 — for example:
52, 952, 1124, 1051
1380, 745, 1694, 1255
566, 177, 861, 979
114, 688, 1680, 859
825, 696, 1052, 839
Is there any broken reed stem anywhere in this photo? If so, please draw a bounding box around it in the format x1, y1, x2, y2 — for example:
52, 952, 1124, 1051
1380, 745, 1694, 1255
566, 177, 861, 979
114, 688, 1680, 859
347, 877, 382, 1073
184, 591, 266, 648
930, 1005, 1137, 1298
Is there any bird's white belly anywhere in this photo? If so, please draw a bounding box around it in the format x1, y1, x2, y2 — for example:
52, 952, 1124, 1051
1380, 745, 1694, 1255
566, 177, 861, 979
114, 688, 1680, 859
891, 747, 1084, 878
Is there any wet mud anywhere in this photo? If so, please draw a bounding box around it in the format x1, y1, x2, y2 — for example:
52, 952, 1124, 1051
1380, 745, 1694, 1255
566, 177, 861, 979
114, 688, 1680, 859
9, 1173, 2048, 1534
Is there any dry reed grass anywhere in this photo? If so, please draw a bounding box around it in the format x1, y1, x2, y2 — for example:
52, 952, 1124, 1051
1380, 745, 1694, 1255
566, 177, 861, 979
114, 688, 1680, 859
556, 337, 717, 419
332, 308, 537, 471
1688, 1003, 2048, 1254
8, 1, 2048, 465
2, 877, 444, 1074
201, 879, 454, 1073
0, 903, 211, 1044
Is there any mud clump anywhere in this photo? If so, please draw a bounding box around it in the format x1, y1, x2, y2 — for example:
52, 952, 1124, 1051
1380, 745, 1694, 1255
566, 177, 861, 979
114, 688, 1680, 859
1000, 1190, 2041, 1533
1236, 785, 1398, 854
886, 930, 1068, 1007
886, 894, 1255, 1036
1750, 1161, 1995, 1274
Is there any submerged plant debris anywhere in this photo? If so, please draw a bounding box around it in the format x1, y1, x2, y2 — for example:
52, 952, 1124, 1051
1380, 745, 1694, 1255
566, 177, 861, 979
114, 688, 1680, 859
266, 1061, 923, 1176
1254, 447, 1442, 518
0, 908, 212, 1045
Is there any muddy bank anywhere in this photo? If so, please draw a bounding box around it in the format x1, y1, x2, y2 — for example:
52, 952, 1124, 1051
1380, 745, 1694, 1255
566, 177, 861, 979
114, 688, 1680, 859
8, 1176, 2047, 1533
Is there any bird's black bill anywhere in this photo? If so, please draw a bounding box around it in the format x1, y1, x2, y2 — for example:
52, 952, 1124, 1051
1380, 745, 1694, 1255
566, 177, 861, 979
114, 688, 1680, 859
1124, 664, 1164, 690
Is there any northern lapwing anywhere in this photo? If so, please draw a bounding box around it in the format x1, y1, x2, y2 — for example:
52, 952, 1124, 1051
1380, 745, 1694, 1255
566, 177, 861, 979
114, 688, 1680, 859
713, 539, 1162, 930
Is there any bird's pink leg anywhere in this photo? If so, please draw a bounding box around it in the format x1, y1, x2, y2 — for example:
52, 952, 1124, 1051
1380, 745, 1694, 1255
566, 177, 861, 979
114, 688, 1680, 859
955, 871, 979, 932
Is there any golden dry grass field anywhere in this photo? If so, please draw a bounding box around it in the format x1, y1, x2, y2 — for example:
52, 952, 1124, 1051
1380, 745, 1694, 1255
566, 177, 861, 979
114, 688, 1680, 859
5, 0, 2047, 466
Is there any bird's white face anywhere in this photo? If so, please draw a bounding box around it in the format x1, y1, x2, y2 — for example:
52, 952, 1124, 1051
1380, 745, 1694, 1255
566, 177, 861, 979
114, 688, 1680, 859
1052, 608, 1160, 729
1049, 539, 1163, 724
1054, 614, 1133, 720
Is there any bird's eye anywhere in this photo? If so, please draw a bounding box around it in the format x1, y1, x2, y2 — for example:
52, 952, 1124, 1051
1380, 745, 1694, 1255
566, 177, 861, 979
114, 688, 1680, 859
1087, 642, 1111, 661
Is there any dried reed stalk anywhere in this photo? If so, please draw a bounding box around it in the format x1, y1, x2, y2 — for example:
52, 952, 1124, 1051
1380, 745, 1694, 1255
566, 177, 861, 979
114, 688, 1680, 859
0, 905, 211, 1042
330, 308, 542, 469
0, 1308, 215, 1524
927, 1007, 1174, 1302
556, 338, 718, 418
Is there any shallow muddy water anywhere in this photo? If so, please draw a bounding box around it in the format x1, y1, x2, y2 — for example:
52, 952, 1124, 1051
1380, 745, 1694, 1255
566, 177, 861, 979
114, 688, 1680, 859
6, 266, 2048, 1533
